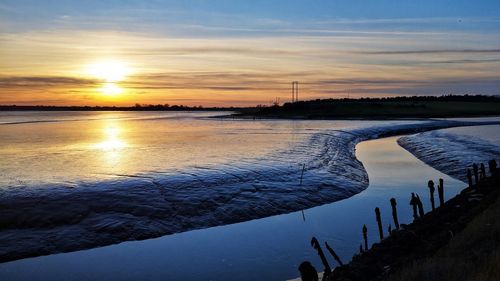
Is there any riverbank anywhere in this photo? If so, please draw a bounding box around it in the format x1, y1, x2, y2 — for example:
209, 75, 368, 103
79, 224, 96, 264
320, 162, 499, 281
233, 96, 500, 120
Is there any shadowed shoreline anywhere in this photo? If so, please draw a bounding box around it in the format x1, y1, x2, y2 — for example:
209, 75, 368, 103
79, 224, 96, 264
307, 163, 500, 281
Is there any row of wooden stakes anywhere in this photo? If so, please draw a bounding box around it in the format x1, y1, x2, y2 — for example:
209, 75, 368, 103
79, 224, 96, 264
301, 159, 498, 280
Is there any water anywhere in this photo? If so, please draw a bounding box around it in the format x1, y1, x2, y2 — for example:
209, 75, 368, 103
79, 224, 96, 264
0, 136, 467, 281
0, 111, 499, 280
399, 124, 500, 181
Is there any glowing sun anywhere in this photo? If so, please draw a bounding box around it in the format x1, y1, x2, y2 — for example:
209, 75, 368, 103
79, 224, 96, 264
86, 60, 132, 97
87, 60, 131, 82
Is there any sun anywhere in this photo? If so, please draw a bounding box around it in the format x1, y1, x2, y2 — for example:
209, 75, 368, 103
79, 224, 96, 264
87, 60, 131, 82
86, 60, 132, 97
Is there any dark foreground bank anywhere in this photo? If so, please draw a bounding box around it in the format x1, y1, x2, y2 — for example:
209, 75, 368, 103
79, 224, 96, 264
301, 160, 499, 281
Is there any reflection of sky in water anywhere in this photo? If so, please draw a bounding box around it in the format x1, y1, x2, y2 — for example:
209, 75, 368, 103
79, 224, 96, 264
0, 111, 416, 188
0, 136, 466, 281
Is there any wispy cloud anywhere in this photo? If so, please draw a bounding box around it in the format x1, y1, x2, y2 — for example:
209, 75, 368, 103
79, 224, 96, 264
0, 76, 97, 87
356, 49, 500, 55
1, 0, 500, 105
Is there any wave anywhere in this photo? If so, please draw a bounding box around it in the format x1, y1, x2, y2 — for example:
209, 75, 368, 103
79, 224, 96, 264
398, 129, 500, 182
0, 120, 495, 262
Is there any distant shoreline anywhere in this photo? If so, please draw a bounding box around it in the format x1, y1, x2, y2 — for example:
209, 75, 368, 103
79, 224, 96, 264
232, 95, 500, 119
0, 106, 232, 112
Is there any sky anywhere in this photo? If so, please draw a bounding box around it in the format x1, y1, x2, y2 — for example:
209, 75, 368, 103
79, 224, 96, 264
1, 0, 500, 106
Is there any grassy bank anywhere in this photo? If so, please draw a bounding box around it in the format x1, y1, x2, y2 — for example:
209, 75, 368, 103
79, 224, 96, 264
389, 197, 500, 281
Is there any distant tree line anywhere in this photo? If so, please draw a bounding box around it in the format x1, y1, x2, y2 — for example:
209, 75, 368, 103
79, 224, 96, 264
282, 94, 500, 107
0, 104, 239, 111
1, 95, 498, 112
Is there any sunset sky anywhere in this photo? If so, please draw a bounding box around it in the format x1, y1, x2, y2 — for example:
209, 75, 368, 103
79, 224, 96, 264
1, 0, 500, 106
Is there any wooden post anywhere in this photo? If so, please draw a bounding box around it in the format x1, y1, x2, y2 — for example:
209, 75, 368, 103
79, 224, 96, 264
467, 169, 473, 188
473, 163, 479, 184
488, 159, 497, 176
375, 207, 383, 241
428, 180, 436, 211
362, 225, 368, 251
390, 198, 400, 229
416, 194, 425, 218
300, 163, 306, 185
410, 193, 419, 220
311, 237, 331, 275
438, 178, 444, 207
325, 242, 343, 266
480, 163, 486, 180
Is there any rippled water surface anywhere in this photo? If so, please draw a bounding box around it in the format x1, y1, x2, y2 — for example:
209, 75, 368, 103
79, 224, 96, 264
0, 112, 499, 280
0, 111, 384, 188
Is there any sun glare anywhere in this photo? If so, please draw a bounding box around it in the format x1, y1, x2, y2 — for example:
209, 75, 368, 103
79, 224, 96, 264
86, 60, 131, 97
101, 82, 123, 96
87, 60, 131, 82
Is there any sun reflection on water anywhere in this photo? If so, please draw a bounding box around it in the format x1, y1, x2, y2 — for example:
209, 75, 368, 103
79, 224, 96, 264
93, 122, 127, 151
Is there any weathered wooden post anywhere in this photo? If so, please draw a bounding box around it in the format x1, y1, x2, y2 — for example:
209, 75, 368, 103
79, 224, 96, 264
416, 194, 425, 218
300, 163, 306, 185
311, 237, 331, 275
467, 169, 473, 188
438, 178, 444, 207
410, 193, 419, 220
325, 242, 343, 266
362, 225, 368, 251
473, 163, 479, 184
375, 207, 383, 241
488, 159, 497, 175
428, 180, 436, 211
480, 163, 486, 180
390, 198, 400, 229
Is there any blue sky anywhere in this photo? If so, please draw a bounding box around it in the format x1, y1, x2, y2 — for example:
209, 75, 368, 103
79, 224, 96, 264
1, 0, 499, 105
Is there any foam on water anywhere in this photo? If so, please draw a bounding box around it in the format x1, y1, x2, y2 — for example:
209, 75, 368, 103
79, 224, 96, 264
0, 119, 498, 262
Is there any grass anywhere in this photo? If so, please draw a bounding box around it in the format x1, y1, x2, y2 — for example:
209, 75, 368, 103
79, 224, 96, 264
388, 197, 500, 281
